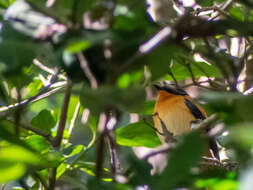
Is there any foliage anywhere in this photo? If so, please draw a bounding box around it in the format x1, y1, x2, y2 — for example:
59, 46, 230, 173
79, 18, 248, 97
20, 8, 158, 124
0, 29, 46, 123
0, 0, 253, 189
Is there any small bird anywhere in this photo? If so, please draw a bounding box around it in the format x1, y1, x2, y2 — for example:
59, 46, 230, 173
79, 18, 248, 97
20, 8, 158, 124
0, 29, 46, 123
153, 84, 219, 160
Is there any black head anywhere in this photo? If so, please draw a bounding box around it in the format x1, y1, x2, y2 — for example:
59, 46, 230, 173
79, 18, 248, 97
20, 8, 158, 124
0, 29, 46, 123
154, 84, 187, 96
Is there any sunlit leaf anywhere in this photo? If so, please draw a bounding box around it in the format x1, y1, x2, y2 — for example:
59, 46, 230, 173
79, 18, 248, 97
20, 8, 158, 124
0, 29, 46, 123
31, 109, 56, 133
24, 135, 50, 153
116, 121, 161, 148
0, 161, 26, 183
0, 144, 40, 164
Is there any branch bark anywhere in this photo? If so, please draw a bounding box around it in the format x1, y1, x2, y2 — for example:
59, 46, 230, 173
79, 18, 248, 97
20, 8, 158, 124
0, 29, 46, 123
52, 79, 72, 147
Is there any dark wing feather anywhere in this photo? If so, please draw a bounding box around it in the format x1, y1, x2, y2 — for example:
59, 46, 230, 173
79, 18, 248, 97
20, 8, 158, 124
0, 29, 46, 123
184, 98, 220, 160
184, 98, 206, 120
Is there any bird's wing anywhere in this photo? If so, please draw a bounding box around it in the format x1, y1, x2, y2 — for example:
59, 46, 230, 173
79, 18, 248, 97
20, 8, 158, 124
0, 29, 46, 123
184, 97, 220, 160
184, 98, 206, 120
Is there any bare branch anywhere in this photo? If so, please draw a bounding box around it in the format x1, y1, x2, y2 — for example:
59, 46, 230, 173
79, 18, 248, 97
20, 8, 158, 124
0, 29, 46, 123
190, 114, 218, 134
106, 132, 121, 177
77, 52, 98, 89
5, 119, 54, 143
52, 79, 72, 147
200, 156, 238, 171
168, 67, 178, 87
244, 85, 253, 95
0, 84, 65, 113
48, 168, 57, 190
33, 59, 67, 80
144, 143, 176, 160
209, 0, 234, 21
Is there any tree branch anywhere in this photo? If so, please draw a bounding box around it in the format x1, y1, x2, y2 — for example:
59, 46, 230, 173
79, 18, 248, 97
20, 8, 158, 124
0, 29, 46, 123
77, 52, 98, 89
52, 79, 72, 147
5, 119, 54, 143
48, 168, 57, 190
0, 85, 64, 113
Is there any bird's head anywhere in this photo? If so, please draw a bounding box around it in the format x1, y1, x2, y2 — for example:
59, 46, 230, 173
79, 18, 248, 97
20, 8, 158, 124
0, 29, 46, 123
154, 84, 187, 96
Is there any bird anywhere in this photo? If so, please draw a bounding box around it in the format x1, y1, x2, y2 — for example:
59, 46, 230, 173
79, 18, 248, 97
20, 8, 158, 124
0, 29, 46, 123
153, 84, 219, 160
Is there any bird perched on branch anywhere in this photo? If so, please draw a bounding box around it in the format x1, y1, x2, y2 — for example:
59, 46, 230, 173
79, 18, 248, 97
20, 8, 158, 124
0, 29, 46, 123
153, 84, 219, 160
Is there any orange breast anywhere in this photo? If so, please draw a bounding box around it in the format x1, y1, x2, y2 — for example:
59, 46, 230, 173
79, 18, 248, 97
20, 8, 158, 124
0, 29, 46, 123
153, 91, 205, 143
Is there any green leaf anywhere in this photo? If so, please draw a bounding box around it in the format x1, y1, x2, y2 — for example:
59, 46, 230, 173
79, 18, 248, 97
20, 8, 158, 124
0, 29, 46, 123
25, 79, 43, 98
66, 40, 91, 53
56, 163, 67, 179
24, 135, 50, 153
196, 177, 238, 190
229, 124, 253, 149
202, 92, 253, 124
79, 86, 146, 115
0, 161, 26, 183
229, 6, 244, 21
0, 144, 40, 164
39, 151, 63, 168
165, 58, 222, 81
87, 177, 131, 190
117, 70, 144, 88
0, 120, 30, 148
116, 122, 161, 148
31, 109, 56, 133
157, 132, 206, 189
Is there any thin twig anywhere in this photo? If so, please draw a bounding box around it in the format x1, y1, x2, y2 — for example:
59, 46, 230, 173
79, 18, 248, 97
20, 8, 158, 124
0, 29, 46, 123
244, 85, 253, 95
67, 102, 80, 142
0, 85, 64, 112
33, 59, 67, 80
168, 68, 179, 87
209, 0, 234, 21
106, 132, 121, 177
4, 119, 53, 143
153, 112, 176, 143
190, 114, 218, 136
144, 143, 176, 160
52, 79, 72, 147
77, 52, 98, 89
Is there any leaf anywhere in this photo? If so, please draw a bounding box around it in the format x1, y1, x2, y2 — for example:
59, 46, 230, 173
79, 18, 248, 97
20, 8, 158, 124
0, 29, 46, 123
156, 132, 207, 189
117, 70, 144, 88
228, 123, 253, 149
116, 122, 161, 148
79, 86, 146, 115
0, 161, 26, 183
87, 177, 131, 190
196, 177, 238, 190
66, 40, 91, 53
56, 163, 67, 179
31, 109, 56, 133
0, 144, 40, 164
202, 92, 253, 124
39, 151, 63, 168
25, 79, 43, 98
229, 6, 244, 21
24, 135, 50, 153
0, 120, 30, 148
